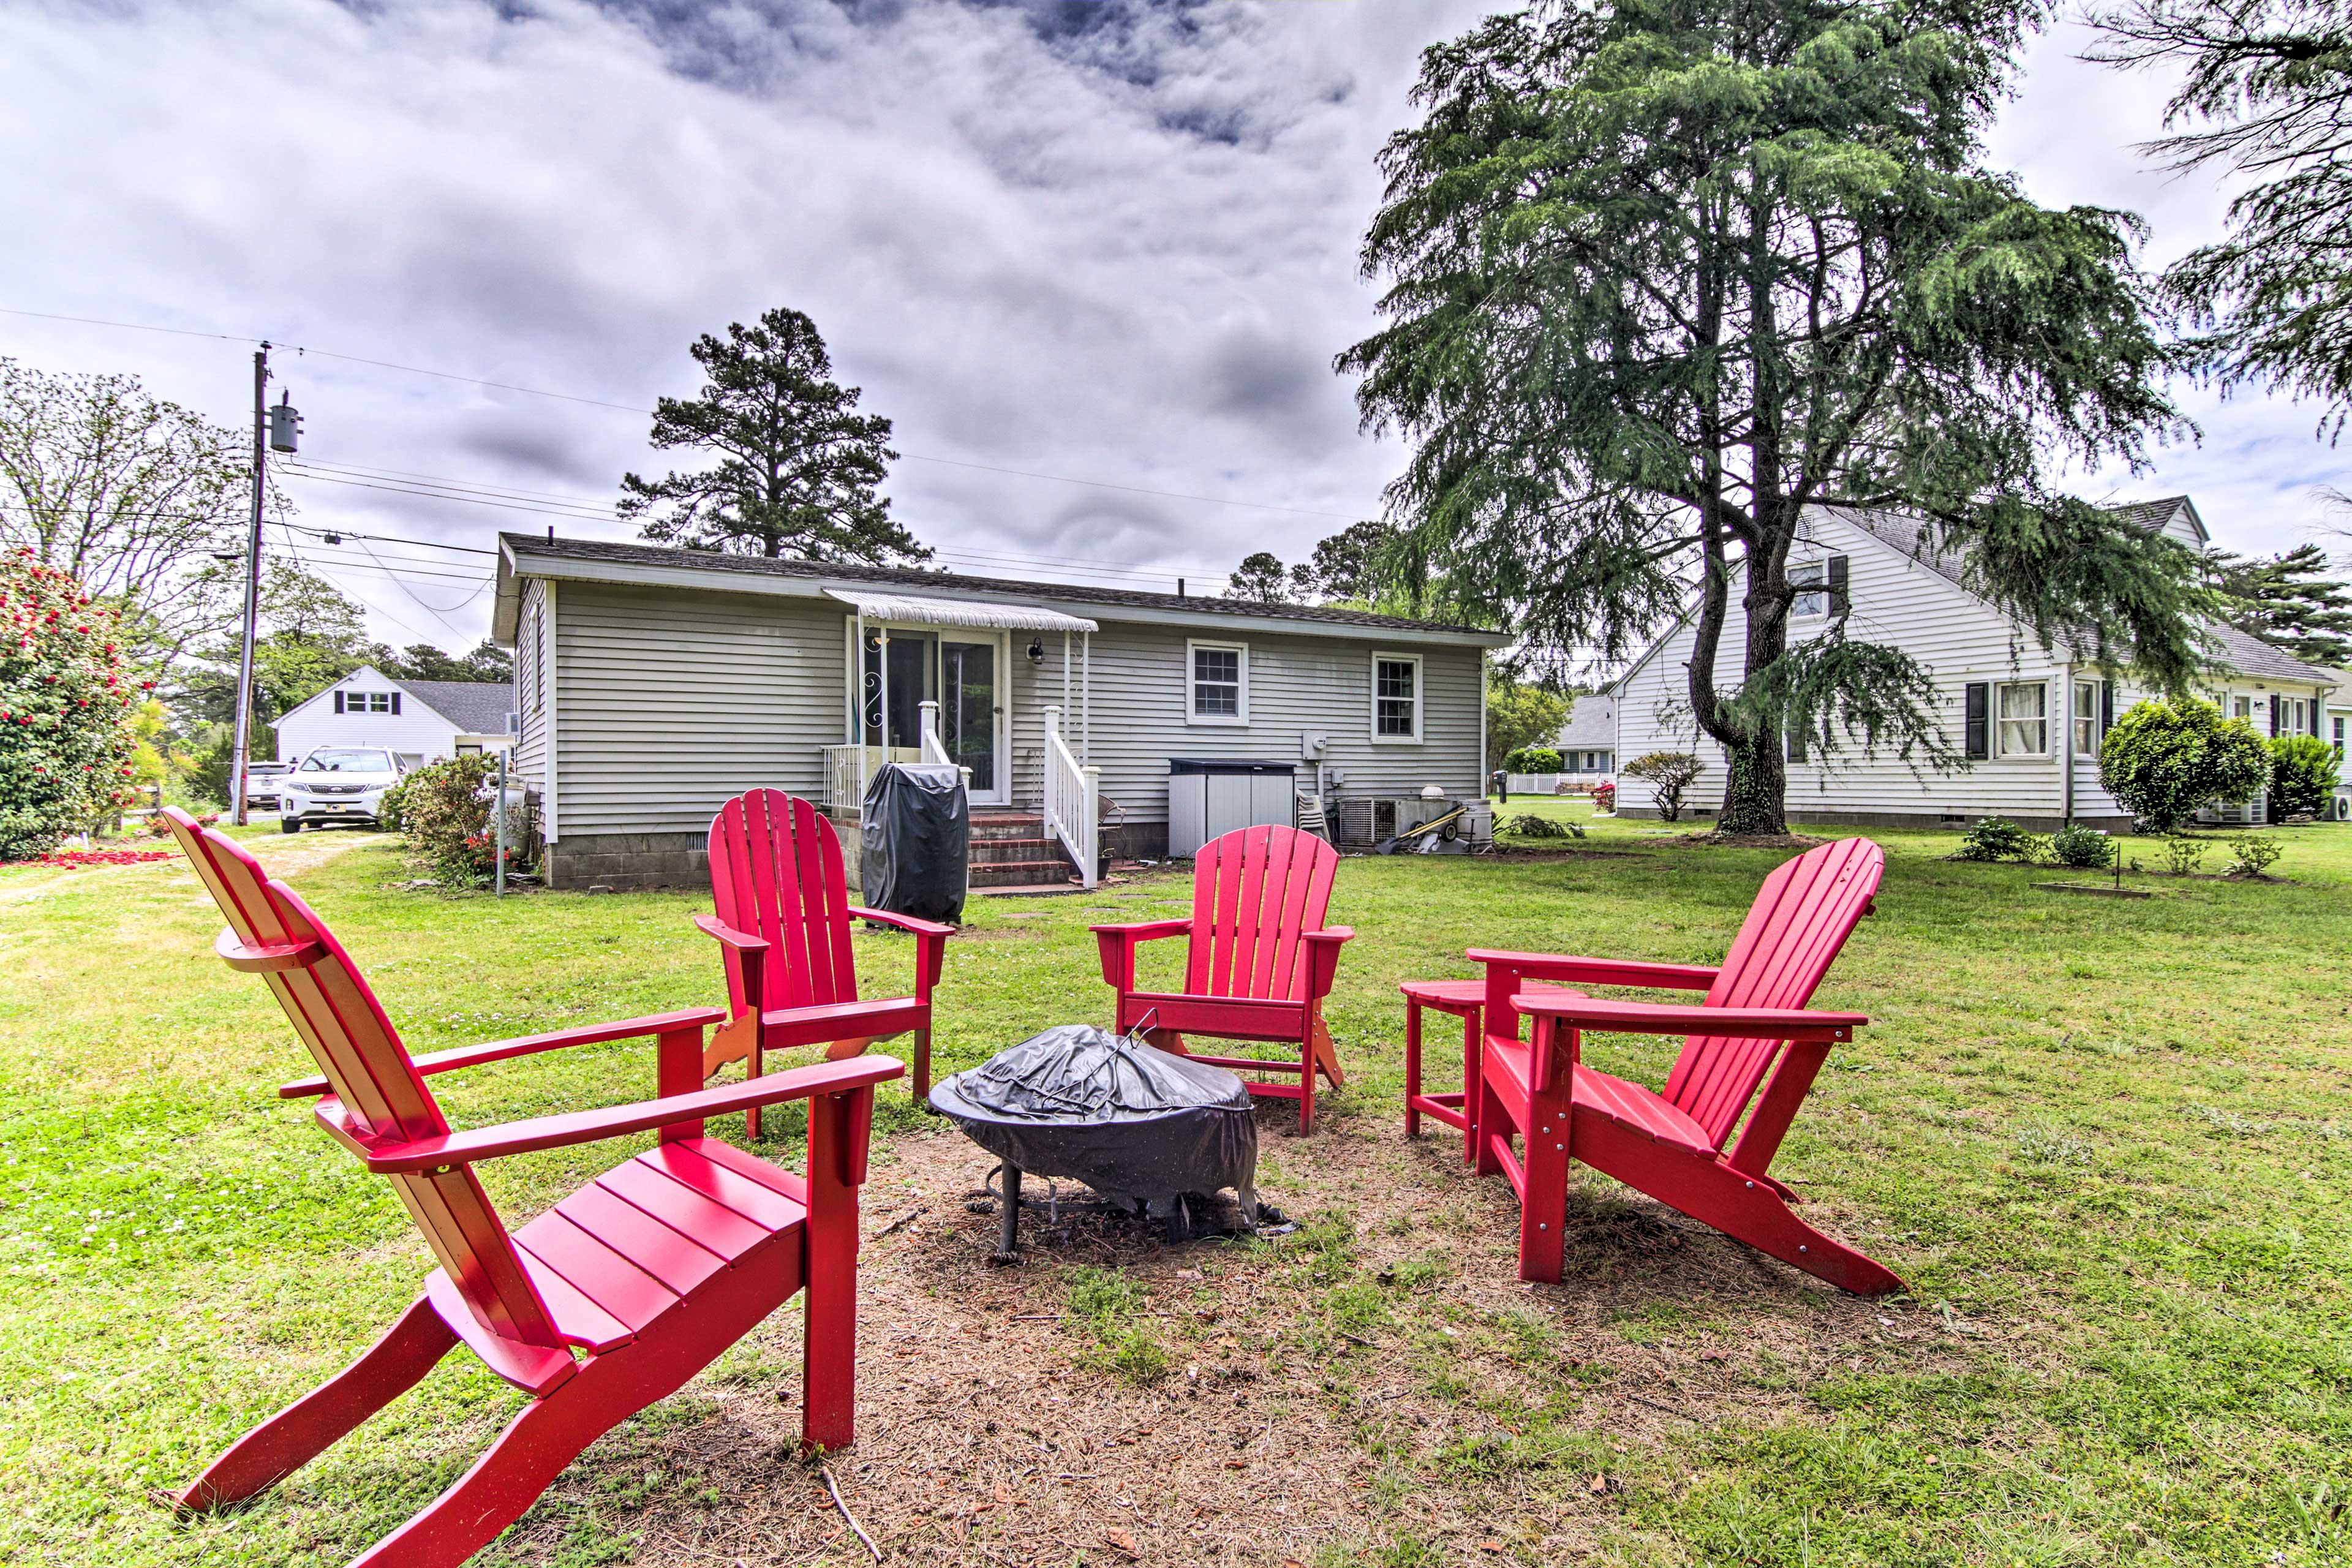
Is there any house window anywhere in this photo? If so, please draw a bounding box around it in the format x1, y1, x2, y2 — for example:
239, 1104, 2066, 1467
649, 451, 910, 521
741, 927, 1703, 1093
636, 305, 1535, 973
2234, 695, 2252, 721
2072, 680, 2100, 757
1789, 555, 1849, 619
1371, 653, 1422, 742
333, 690, 400, 715
1188, 641, 1247, 725
2334, 717, 2345, 760
1997, 682, 2046, 756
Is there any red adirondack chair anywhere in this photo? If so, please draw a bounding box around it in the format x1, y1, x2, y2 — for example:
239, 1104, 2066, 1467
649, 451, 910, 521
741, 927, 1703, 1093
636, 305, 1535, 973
1091, 824, 1353, 1131
160, 808, 899, 1568
1470, 836, 1902, 1294
698, 789, 952, 1121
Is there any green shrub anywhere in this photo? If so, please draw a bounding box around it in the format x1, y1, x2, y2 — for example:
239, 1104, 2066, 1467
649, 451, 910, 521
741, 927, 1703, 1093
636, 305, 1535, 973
2223, 834, 2285, 877
1501, 812, 1580, 839
1621, 751, 1705, 821
2047, 822, 2115, 869
2099, 697, 2271, 832
2157, 835, 2207, 876
1954, 816, 2035, 861
1503, 745, 1562, 774
0, 551, 143, 859
2269, 733, 2337, 818
388, 754, 506, 886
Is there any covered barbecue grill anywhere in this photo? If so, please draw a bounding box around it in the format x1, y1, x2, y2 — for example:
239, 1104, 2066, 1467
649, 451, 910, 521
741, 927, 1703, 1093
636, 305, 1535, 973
928, 1023, 1267, 1256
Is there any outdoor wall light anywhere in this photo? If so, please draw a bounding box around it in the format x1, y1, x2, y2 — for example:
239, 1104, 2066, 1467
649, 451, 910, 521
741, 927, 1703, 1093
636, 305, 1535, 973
1027, 637, 1046, 664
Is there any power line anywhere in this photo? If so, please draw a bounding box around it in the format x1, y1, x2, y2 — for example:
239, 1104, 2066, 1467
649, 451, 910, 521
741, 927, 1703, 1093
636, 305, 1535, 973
3, 303, 1363, 520
279, 459, 1242, 585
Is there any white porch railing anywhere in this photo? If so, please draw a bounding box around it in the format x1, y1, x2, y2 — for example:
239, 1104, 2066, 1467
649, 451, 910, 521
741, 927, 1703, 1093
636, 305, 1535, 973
1041, 704, 1099, 889
918, 699, 953, 767
822, 744, 926, 808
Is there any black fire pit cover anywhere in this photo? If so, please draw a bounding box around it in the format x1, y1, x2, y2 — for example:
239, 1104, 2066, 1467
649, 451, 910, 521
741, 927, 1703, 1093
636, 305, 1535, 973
928, 1024, 1259, 1219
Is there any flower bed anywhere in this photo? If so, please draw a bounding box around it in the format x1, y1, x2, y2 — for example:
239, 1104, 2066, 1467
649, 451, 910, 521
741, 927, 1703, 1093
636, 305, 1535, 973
30, 848, 176, 868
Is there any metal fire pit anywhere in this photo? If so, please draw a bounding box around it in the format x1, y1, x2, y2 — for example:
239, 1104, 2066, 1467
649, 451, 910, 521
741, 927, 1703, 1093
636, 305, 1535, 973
927, 1023, 1271, 1259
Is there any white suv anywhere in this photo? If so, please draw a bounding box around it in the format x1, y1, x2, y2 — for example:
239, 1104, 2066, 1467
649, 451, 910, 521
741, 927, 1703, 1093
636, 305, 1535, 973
280, 747, 405, 833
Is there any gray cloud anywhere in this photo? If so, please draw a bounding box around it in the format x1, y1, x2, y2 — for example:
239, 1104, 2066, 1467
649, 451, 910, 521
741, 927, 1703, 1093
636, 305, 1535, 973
0, 1, 2337, 654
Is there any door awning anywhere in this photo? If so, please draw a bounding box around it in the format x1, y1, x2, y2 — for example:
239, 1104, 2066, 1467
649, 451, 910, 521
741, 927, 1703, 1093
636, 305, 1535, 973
824, 587, 1098, 633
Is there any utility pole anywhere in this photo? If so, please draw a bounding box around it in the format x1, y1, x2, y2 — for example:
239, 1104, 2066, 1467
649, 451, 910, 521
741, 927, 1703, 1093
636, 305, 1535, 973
229, 344, 269, 827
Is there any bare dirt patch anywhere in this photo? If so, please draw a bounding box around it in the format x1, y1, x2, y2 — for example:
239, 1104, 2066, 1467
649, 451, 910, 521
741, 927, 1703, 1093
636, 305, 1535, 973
1678, 831, 1829, 850
492, 1104, 1951, 1566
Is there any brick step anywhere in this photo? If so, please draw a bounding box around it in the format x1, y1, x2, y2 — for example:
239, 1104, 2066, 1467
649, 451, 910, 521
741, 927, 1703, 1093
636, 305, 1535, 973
970, 835, 1070, 865
970, 813, 1045, 840
968, 858, 1081, 888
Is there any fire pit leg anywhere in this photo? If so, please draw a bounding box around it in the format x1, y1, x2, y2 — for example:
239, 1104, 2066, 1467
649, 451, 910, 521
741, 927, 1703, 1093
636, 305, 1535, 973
992, 1164, 1023, 1263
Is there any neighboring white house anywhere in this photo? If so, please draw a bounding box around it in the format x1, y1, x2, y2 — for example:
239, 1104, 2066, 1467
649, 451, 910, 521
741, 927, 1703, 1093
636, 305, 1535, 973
275, 666, 516, 769
2322, 666, 2352, 821
1553, 695, 1616, 782
1610, 497, 2339, 829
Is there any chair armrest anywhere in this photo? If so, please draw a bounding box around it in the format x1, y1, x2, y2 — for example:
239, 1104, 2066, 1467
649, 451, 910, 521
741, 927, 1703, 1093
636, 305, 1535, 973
278, 1007, 728, 1099
328, 1055, 907, 1174
696, 913, 768, 1015
1512, 992, 1864, 1044
850, 905, 954, 939
851, 905, 953, 994
1091, 919, 1193, 987
694, 913, 768, 952
1469, 948, 1720, 991
1300, 926, 1354, 1000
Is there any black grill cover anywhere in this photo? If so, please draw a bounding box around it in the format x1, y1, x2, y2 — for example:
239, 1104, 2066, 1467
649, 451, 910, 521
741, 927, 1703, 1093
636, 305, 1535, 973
928, 1025, 1258, 1216
861, 761, 969, 923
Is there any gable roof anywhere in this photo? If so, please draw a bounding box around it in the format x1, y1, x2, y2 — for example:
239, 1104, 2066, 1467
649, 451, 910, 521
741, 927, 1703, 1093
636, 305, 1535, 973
393, 678, 515, 734
492, 532, 1509, 647
1557, 694, 1616, 748
1826, 504, 2329, 684
276, 666, 517, 732
1609, 499, 2329, 692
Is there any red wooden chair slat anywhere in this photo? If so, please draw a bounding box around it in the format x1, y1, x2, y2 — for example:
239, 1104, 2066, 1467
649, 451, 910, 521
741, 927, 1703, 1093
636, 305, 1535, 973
161, 808, 894, 1567
701, 789, 950, 1108
1460, 837, 1902, 1295
1095, 824, 1354, 1131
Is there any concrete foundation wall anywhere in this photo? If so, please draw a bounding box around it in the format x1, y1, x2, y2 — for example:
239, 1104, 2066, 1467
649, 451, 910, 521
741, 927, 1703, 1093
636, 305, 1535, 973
1613, 805, 2135, 833
545, 831, 709, 891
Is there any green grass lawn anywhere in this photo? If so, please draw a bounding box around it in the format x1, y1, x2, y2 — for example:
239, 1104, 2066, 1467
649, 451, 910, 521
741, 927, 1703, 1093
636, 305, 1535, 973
4, 813, 2349, 1566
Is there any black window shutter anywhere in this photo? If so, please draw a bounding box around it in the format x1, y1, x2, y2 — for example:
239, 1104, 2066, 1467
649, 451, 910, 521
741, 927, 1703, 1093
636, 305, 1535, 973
1828, 555, 1850, 616
2271, 694, 2282, 735
1964, 682, 1989, 760
390, 692, 402, 715
1786, 726, 1808, 763
2100, 680, 2114, 734
333, 691, 344, 715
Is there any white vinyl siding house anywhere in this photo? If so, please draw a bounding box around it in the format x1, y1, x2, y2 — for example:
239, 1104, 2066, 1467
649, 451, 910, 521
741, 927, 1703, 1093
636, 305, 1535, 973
1611, 499, 2337, 829
274, 666, 516, 770
492, 535, 1505, 888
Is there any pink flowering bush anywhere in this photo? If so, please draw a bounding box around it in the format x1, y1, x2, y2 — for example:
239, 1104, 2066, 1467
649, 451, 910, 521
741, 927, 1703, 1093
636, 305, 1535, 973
0, 550, 143, 860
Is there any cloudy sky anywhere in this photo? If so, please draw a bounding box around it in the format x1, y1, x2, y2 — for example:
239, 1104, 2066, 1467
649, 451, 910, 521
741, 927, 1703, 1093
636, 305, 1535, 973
3, 0, 2343, 656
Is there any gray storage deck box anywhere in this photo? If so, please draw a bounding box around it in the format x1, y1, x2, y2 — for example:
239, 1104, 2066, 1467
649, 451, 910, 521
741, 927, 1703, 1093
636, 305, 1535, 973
1167, 758, 1297, 858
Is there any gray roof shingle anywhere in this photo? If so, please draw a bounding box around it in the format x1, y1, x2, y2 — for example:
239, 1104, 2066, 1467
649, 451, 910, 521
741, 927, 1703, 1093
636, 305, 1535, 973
395, 679, 515, 735
500, 532, 1506, 639
1557, 695, 1616, 748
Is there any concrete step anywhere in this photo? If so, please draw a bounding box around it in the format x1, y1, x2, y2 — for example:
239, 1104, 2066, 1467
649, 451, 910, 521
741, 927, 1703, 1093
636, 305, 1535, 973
971, 813, 1046, 840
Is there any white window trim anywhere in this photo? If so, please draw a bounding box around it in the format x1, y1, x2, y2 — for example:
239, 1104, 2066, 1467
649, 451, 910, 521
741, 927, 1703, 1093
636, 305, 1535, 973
1995, 679, 2049, 758
1186, 638, 1249, 726
2071, 679, 2101, 758
1369, 650, 1424, 745
1788, 556, 1831, 619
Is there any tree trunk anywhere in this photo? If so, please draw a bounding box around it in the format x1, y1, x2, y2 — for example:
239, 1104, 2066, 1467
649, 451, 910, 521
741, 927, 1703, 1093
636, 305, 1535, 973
1717, 729, 1786, 834
1714, 540, 1791, 835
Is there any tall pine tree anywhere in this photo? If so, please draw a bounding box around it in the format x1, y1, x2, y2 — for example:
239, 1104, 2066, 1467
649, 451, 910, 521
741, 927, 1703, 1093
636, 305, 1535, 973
1341, 0, 2206, 832
623, 308, 927, 565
